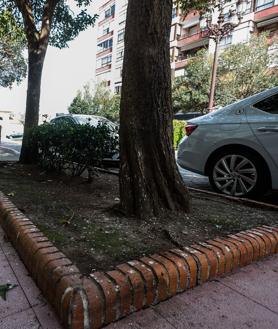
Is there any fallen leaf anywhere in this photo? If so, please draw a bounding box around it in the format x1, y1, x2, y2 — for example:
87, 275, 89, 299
0, 284, 18, 301
60, 211, 75, 226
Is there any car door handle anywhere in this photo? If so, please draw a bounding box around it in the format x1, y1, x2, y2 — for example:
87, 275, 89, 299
257, 127, 278, 133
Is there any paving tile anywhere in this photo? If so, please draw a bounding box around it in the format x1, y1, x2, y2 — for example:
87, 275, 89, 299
105, 307, 176, 329
219, 255, 278, 314
0, 308, 40, 329
33, 303, 62, 329
1, 241, 45, 307
153, 280, 278, 329
0, 251, 31, 319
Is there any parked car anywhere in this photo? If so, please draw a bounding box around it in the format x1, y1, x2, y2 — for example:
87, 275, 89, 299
174, 112, 203, 121
6, 132, 23, 140
50, 114, 118, 130
177, 87, 278, 197
50, 114, 119, 164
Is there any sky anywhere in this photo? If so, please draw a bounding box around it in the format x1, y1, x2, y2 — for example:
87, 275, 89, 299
0, 1, 99, 119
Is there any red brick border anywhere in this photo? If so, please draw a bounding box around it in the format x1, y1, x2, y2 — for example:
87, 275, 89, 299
1, 191, 278, 329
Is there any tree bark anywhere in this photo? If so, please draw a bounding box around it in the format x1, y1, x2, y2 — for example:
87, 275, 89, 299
17, 0, 57, 163
19, 41, 47, 163
119, 0, 191, 218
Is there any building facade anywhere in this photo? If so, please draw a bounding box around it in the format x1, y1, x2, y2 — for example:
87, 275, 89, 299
95, 0, 128, 94
95, 0, 278, 90
171, 0, 278, 77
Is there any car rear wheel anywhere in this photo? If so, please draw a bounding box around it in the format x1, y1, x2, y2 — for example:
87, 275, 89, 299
208, 150, 268, 197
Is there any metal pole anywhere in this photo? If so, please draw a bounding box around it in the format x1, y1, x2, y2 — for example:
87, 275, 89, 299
208, 37, 220, 112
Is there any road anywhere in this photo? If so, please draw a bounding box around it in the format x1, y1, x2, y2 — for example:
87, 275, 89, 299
0, 140, 21, 161
0, 141, 277, 205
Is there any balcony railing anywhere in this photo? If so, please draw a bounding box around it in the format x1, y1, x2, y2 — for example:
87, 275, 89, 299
175, 59, 188, 69
96, 47, 113, 58
98, 14, 115, 26
177, 30, 209, 48
97, 31, 114, 43
254, 4, 278, 21
96, 64, 112, 75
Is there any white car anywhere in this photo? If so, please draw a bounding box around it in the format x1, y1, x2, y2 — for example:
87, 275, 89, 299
177, 87, 278, 197
50, 114, 119, 163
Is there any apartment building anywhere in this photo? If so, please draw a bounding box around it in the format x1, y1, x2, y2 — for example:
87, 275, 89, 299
95, 0, 278, 90
171, 0, 278, 77
95, 0, 128, 94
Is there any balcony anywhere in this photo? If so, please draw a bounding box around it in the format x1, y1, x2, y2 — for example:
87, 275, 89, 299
178, 31, 209, 51
175, 59, 188, 70
98, 14, 115, 26
97, 31, 114, 43
99, 0, 115, 11
96, 64, 112, 75
255, 4, 278, 22
96, 47, 112, 58
177, 31, 209, 49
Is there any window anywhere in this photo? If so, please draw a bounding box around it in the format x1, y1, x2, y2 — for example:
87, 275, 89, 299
172, 8, 177, 19
115, 86, 122, 94
118, 29, 125, 43
220, 34, 232, 46
253, 94, 278, 114
116, 49, 124, 61
105, 4, 115, 18
103, 80, 111, 87
97, 38, 113, 52
101, 55, 112, 66
103, 26, 110, 35
188, 25, 198, 36
255, 0, 274, 11
52, 117, 75, 125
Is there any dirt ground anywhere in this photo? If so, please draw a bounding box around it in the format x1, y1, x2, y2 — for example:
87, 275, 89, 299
0, 162, 277, 275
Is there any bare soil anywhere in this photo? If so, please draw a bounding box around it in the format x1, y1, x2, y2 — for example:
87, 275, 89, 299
0, 162, 277, 275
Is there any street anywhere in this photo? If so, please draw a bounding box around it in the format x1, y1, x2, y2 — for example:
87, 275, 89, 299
0, 140, 21, 162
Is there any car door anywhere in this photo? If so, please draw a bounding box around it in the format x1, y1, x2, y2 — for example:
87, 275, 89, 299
246, 92, 278, 167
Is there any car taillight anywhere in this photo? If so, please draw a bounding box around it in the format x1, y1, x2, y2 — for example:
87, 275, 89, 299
185, 124, 198, 136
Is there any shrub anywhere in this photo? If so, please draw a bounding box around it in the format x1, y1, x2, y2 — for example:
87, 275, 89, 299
30, 122, 118, 180
173, 120, 186, 149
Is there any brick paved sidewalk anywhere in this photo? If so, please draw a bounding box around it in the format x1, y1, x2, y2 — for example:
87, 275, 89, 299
0, 226, 62, 329
106, 254, 278, 329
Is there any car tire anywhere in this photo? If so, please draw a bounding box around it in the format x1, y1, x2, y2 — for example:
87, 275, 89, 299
208, 150, 269, 197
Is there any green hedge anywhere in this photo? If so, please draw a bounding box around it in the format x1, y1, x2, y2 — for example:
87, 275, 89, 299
30, 122, 118, 179
173, 120, 186, 149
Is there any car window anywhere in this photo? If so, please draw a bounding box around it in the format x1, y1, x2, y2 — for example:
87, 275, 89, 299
253, 93, 278, 114
75, 116, 100, 127
52, 117, 74, 125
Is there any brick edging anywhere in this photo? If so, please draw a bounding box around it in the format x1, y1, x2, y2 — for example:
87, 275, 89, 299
1, 191, 278, 329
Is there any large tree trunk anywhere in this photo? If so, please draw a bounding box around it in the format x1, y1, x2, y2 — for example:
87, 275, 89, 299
119, 0, 191, 218
19, 42, 47, 163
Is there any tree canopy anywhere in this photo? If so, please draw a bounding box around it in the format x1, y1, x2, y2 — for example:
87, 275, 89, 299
176, 0, 215, 14
0, 9, 26, 87
68, 83, 120, 122
0, 1, 97, 49
0, 1, 98, 163
173, 33, 278, 113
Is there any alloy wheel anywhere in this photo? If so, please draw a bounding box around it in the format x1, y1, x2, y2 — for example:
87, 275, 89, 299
212, 154, 258, 196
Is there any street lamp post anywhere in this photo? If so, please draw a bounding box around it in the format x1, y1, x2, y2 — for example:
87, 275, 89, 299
206, 0, 244, 112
